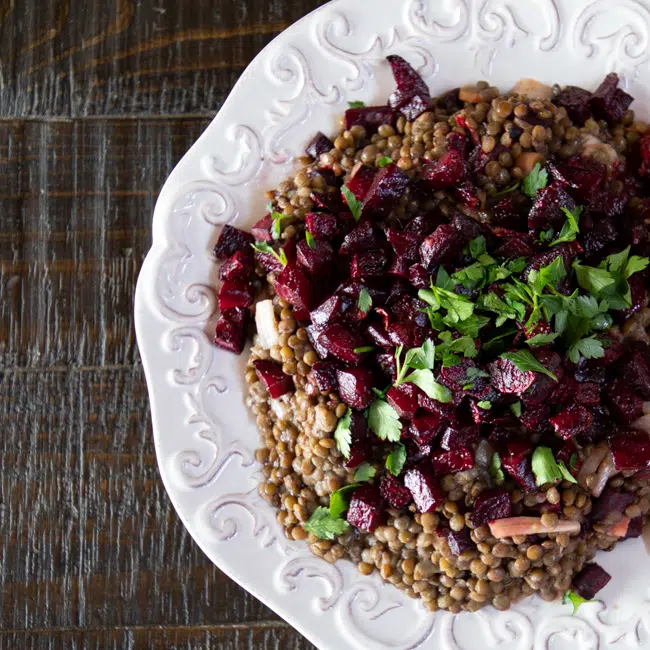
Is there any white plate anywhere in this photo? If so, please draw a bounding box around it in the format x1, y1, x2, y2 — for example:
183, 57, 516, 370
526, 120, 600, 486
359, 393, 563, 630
134, 1, 650, 648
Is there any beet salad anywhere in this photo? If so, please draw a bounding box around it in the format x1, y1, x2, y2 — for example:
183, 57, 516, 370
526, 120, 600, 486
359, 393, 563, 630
211, 57, 650, 613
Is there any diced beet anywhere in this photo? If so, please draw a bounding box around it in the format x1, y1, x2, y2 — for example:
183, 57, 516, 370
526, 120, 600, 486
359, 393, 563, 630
345, 106, 397, 133
624, 517, 644, 539
606, 379, 643, 424
305, 212, 338, 241
387, 322, 428, 348
406, 213, 443, 237
339, 220, 380, 256
386, 228, 423, 262
345, 411, 371, 469
491, 195, 527, 229
255, 249, 285, 273
548, 157, 607, 204
549, 405, 593, 440
519, 405, 551, 434
501, 441, 537, 493
274, 262, 313, 314
404, 466, 445, 513
310, 190, 345, 214
392, 296, 429, 327
624, 350, 650, 398
420, 149, 466, 190
469, 488, 512, 527
252, 359, 294, 398
213, 225, 255, 260
296, 239, 334, 276
528, 184, 578, 230
218, 279, 254, 310
592, 486, 637, 522
306, 323, 328, 359
489, 356, 536, 394
575, 358, 606, 384
589, 73, 633, 125
409, 263, 430, 288
525, 242, 582, 282
439, 359, 476, 392
388, 255, 409, 279
362, 163, 410, 219
361, 322, 389, 350
214, 307, 248, 354
386, 277, 413, 306
621, 273, 648, 318
419, 393, 458, 423
386, 383, 420, 420
318, 323, 366, 363
608, 429, 650, 471
306, 131, 333, 160
572, 563, 611, 600
386, 55, 431, 121
447, 528, 475, 555
346, 485, 384, 532
250, 215, 274, 242
555, 85, 593, 126
419, 224, 465, 269
493, 230, 535, 259
453, 181, 481, 211
380, 474, 413, 509
350, 249, 388, 278
409, 413, 447, 446
376, 352, 398, 382
431, 448, 474, 475
311, 361, 340, 392
219, 249, 254, 282
576, 383, 601, 406
337, 367, 374, 410
310, 294, 352, 328
440, 425, 479, 451
345, 165, 377, 204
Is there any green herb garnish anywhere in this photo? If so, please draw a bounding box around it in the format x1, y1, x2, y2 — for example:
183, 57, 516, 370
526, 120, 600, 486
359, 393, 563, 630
526, 332, 559, 348
368, 399, 402, 442
251, 241, 288, 267
303, 506, 350, 540
489, 452, 505, 485
305, 229, 316, 249
522, 161, 548, 197
329, 484, 359, 517
378, 156, 393, 167
333, 408, 352, 459
563, 589, 592, 615
531, 446, 577, 486
477, 400, 492, 410
353, 346, 375, 354
501, 350, 558, 381
357, 288, 372, 314
386, 443, 407, 476
354, 463, 377, 482
510, 401, 522, 417
348, 100, 365, 108
550, 205, 582, 246
341, 185, 362, 220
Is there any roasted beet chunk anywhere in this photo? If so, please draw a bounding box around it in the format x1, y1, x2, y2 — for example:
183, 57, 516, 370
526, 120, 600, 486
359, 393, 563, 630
305, 212, 338, 240
339, 220, 379, 256
528, 184, 578, 230
305, 131, 333, 160
311, 361, 340, 392
404, 466, 445, 513
380, 474, 413, 509
409, 413, 447, 446
218, 279, 254, 310
310, 293, 353, 327
350, 250, 388, 278
386, 383, 420, 420
419, 149, 466, 190
213, 225, 255, 260
296, 239, 334, 276
214, 307, 248, 354
252, 359, 294, 398
219, 249, 253, 282
489, 356, 536, 394
624, 517, 644, 539
501, 441, 537, 493
344, 165, 377, 204
274, 263, 313, 313
346, 485, 384, 532
362, 163, 410, 219
608, 430, 650, 471
345, 106, 396, 133
431, 448, 474, 475
572, 563, 611, 601
624, 350, 650, 399
469, 488, 512, 527
555, 85, 593, 126
318, 323, 366, 363
606, 379, 643, 424
386, 55, 431, 121
251, 215, 273, 242
386, 228, 423, 262
548, 157, 607, 204
549, 405, 593, 440
420, 224, 465, 269
337, 367, 374, 410
440, 425, 480, 451
447, 528, 475, 555
346, 411, 372, 469
589, 73, 633, 125
491, 195, 527, 229
591, 486, 636, 522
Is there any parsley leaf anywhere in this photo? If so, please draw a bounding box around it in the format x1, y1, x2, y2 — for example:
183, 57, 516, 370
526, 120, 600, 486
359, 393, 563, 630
404, 339, 435, 370
251, 241, 288, 266
270, 211, 291, 240
501, 350, 558, 381
567, 335, 605, 364
550, 205, 582, 246
333, 408, 352, 459
354, 463, 377, 482
435, 267, 455, 291
378, 156, 393, 167
404, 369, 453, 403
368, 399, 402, 442
522, 161, 548, 197
303, 506, 350, 540
510, 401, 522, 417
358, 288, 372, 313
469, 236, 487, 259
563, 589, 592, 615
539, 227, 555, 243
341, 185, 362, 220
477, 400, 492, 410
348, 100, 365, 108
462, 367, 490, 390
454, 314, 490, 338
386, 443, 407, 477
479, 292, 523, 326
329, 484, 360, 517
569, 453, 578, 470
305, 230, 316, 249
453, 262, 486, 289
573, 261, 615, 295
531, 447, 577, 486
529, 256, 567, 294
526, 332, 559, 348
489, 453, 505, 485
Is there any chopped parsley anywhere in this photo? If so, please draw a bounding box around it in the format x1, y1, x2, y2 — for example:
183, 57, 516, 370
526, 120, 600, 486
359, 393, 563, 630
501, 350, 558, 382
353, 346, 375, 354
333, 408, 352, 459
348, 100, 365, 108
489, 452, 505, 485
329, 484, 359, 517
563, 589, 592, 615
357, 288, 372, 313
341, 185, 362, 220
510, 401, 522, 417
386, 443, 407, 476
531, 447, 577, 486
477, 400, 492, 410
378, 156, 393, 167
251, 241, 288, 267
303, 506, 350, 540
522, 161, 548, 197
550, 206, 582, 246
368, 399, 402, 442
305, 229, 316, 249
354, 463, 377, 482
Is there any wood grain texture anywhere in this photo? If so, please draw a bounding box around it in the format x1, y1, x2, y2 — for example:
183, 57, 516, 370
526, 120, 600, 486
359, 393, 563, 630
1, 0, 328, 647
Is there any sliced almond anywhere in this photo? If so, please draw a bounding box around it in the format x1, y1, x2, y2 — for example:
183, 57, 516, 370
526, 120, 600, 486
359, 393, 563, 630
510, 78, 553, 101
489, 516, 581, 538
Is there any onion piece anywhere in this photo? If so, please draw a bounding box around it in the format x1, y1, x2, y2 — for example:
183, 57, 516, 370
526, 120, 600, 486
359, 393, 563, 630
605, 518, 630, 537
489, 517, 581, 538
592, 452, 618, 498
632, 414, 650, 433
577, 442, 609, 488
644, 402, 650, 415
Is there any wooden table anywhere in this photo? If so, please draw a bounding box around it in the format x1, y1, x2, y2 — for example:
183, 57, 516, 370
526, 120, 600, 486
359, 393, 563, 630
0, 1, 329, 647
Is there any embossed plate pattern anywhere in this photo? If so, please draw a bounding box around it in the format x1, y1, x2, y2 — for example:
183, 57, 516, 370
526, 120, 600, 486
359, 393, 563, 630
135, 1, 650, 648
